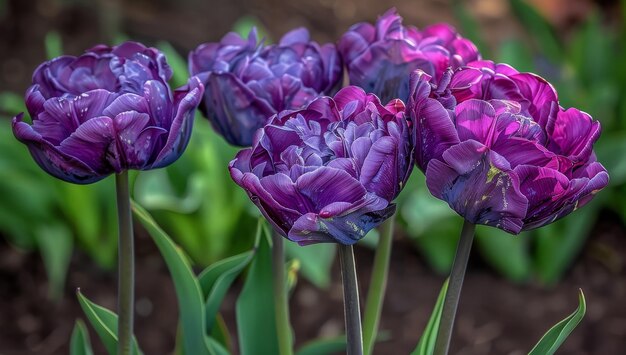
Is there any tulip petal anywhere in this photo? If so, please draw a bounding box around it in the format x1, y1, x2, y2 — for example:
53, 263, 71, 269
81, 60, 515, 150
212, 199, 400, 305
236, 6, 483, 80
12, 113, 103, 184
547, 108, 601, 163
360, 135, 399, 201
201, 72, 275, 146
426, 140, 528, 233
58, 116, 118, 173
289, 203, 395, 245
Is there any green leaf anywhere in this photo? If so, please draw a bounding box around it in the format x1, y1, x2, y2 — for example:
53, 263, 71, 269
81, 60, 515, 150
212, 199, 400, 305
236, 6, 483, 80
451, 0, 490, 57
535, 207, 598, 285
509, 0, 562, 63
236, 225, 279, 355
77, 290, 141, 355
0, 91, 25, 116
475, 226, 531, 283
45, 31, 63, 59
157, 41, 189, 88
412, 279, 449, 355
401, 184, 461, 274
497, 39, 535, 73
70, 319, 94, 355
232, 15, 271, 43
595, 133, 626, 185
206, 336, 231, 355
132, 201, 211, 355
34, 223, 73, 299
285, 242, 335, 288
296, 336, 347, 355
198, 250, 254, 331
529, 289, 586, 355
209, 314, 233, 352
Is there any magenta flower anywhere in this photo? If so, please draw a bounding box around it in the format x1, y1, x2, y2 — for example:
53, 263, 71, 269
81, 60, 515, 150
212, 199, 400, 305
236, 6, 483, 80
229, 87, 414, 245
190, 28, 342, 147
12, 42, 204, 184
408, 61, 608, 233
339, 8, 480, 103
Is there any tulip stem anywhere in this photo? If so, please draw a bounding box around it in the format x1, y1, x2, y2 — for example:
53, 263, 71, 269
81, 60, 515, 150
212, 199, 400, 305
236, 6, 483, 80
339, 244, 364, 355
362, 217, 394, 355
433, 220, 475, 355
115, 171, 134, 355
271, 232, 293, 355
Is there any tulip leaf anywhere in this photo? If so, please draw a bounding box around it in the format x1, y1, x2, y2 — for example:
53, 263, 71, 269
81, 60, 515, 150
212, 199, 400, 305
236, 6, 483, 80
451, 0, 490, 57
132, 201, 211, 355
0, 91, 25, 116
529, 289, 586, 355
232, 15, 271, 43
236, 223, 279, 355
509, 0, 562, 63
206, 336, 230, 355
209, 314, 233, 352
411, 279, 449, 355
497, 39, 535, 73
475, 226, 531, 283
296, 336, 347, 355
157, 41, 189, 88
285, 241, 335, 288
44, 31, 63, 59
77, 290, 142, 355
198, 250, 254, 331
535, 207, 597, 285
34, 223, 73, 299
70, 319, 94, 355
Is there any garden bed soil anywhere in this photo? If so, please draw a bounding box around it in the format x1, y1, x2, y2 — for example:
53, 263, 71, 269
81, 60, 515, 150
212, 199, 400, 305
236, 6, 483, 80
0, 211, 624, 355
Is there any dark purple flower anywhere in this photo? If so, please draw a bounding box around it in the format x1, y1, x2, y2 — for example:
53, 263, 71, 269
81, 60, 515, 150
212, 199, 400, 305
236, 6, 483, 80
229, 87, 414, 245
189, 28, 343, 147
338, 8, 480, 103
12, 41, 204, 184
408, 62, 608, 233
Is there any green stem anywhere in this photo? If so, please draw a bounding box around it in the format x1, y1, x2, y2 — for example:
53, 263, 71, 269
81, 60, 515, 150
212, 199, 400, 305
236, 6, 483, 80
271, 232, 293, 355
433, 220, 475, 355
115, 172, 134, 355
362, 217, 394, 355
339, 244, 363, 355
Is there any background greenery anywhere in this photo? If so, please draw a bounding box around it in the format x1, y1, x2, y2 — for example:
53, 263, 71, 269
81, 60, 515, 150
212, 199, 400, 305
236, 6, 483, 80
0, 0, 624, 300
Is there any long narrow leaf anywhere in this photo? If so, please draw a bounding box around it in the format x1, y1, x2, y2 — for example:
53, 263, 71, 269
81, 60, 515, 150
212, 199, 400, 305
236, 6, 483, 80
296, 336, 347, 355
77, 290, 141, 355
236, 225, 279, 354
198, 250, 254, 331
132, 202, 211, 355
509, 0, 562, 63
529, 289, 586, 355
412, 279, 449, 355
70, 320, 94, 355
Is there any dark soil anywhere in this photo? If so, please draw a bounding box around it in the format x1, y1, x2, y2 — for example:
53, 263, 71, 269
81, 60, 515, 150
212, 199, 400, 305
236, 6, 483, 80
0, 210, 625, 355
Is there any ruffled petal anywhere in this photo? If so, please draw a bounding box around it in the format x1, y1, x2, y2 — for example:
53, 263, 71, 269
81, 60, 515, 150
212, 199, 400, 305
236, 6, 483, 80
426, 140, 528, 233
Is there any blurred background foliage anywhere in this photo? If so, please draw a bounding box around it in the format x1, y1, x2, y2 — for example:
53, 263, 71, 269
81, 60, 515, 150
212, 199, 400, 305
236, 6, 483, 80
0, 0, 625, 299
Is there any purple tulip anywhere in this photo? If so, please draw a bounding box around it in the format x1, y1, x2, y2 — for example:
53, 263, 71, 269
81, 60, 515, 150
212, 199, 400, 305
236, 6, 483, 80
229, 87, 414, 245
339, 8, 480, 103
12, 42, 204, 184
189, 28, 343, 147
408, 62, 608, 233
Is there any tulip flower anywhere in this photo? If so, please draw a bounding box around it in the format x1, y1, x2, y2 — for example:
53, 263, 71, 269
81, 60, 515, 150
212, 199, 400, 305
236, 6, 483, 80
190, 28, 342, 146
339, 8, 480, 103
409, 63, 608, 233
230, 86, 413, 245
408, 63, 608, 355
230, 86, 413, 354
12, 41, 204, 184
11, 41, 203, 355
